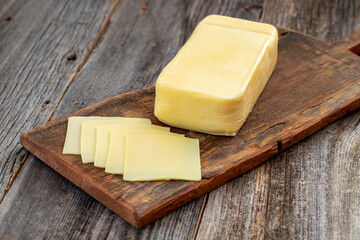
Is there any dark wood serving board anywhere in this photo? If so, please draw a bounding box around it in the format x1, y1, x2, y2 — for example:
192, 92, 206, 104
20, 28, 360, 228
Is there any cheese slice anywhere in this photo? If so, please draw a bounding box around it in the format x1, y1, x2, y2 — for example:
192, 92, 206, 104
105, 129, 183, 174
63, 116, 121, 154
80, 118, 150, 163
123, 132, 201, 181
154, 15, 278, 136
94, 124, 170, 168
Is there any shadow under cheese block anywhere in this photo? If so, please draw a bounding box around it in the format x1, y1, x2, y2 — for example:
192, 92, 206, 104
154, 15, 278, 136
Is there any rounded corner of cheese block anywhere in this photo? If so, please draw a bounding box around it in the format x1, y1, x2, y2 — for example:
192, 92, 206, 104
270, 24, 278, 33
202, 14, 221, 22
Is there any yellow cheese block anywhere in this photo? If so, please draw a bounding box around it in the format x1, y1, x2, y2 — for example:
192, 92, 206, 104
63, 116, 121, 154
105, 129, 183, 175
154, 15, 278, 136
123, 132, 201, 181
80, 118, 151, 163
94, 124, 170, 168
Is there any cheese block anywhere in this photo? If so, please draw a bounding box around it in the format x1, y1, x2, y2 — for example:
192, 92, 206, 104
105, 129, 183, 174
94, 124, 170, 168
154, 15, 278, 136
80, 118, 150, 163
63, 116, 120, 154
123, 132, 201, 181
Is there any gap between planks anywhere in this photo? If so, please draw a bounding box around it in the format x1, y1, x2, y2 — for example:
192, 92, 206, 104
0, 152, 28, 204
193, 194, 209, 240
1, 0, 123, 203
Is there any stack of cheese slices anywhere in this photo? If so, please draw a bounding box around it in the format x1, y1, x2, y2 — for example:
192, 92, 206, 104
62, 116, 201, 181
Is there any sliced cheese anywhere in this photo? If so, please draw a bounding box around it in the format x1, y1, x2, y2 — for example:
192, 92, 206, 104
95, 124, 170, 168
105, 129, 183, 174
123, 132, 201, 181
80, 118, 150, 163
154, 15, 278, 136
63, 116, 121, 154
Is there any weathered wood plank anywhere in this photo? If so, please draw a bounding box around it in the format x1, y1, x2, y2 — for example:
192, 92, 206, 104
262, 0, 360, 41
197, 111, 360, 239
2, 0, 359, 238
0, 0, 115, 199
196, 0, 360, 239
1, 0, 265, 238
0, 155, 207, 239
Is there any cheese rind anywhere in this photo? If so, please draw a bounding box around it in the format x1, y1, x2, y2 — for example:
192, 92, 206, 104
154, 15, 278, 136
105, 129, 184, 174
80, 118, 151, 164
123, 132, 201, 181
95, 124, 170, 168
63, 116, 120, 154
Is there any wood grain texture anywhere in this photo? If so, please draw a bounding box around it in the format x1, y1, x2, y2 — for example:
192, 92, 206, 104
0, 0, 115, 199
262, 0, 360, 41
0, 155, 206, 239
197, 112, 360, 239
19, 28, 360, 228
1, 0, 265, 239
196, 0, 360, 239
1, 0, 359, 238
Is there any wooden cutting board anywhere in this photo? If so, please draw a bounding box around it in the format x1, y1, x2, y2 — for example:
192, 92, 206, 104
20, 28, 360, 228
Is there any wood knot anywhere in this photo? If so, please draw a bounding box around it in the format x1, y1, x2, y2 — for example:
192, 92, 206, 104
139, 3, 148, 15
67, 53, 77, 62
5, 16, 12, 22
43, 100, 50, 108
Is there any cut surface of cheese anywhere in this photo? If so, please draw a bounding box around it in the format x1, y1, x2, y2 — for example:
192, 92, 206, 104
105, 130, 183, 175
154, 15, 278, 136
94, 124, 170, 168
80, 118, 151, 164
123, 132, 201, 181
63, 116, 120, 154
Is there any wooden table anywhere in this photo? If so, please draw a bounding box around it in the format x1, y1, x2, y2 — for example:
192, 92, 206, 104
0, 0, 359, 239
